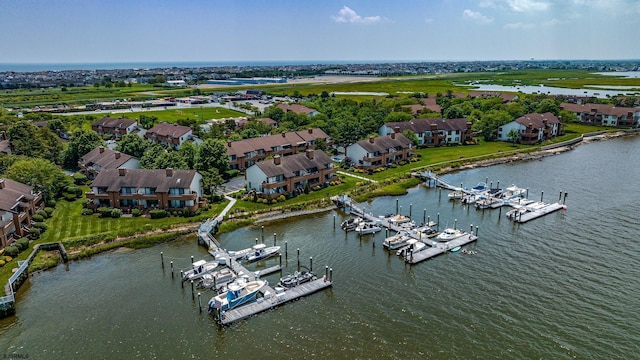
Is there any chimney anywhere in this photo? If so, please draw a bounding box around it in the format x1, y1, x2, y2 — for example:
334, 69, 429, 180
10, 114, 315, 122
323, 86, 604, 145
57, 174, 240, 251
306, 149, 314, 160
308, 128, 313, 134
227, 141, 231, 147
0, 179, 5, 189
591, 108, 597, 113
274, 155, 281, 165
390, 132, 396, 140
369, 136, 375, 144
99, 146, 105, 153
393, 126, 400, 133
115, 151, 121, 159
118, 168, 126, 176
166, 168, 174, 177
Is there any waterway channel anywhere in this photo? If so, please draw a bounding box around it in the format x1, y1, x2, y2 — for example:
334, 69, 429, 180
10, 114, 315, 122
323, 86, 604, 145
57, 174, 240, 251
1, 135, 639, 359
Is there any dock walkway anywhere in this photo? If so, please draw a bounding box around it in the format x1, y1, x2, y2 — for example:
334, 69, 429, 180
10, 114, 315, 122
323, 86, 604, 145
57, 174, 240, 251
406, 234, 478, 264
219, 278, 332, 325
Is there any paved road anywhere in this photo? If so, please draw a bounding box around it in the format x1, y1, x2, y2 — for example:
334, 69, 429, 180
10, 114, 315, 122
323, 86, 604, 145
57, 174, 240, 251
216, 176, 246, 195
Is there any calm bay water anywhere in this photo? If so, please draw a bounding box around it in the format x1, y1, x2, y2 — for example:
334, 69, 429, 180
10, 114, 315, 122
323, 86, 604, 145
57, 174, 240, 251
1, 136, 639, 359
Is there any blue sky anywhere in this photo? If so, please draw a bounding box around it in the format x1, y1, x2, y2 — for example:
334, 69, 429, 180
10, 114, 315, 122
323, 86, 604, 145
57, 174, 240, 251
1, 0, 639, 63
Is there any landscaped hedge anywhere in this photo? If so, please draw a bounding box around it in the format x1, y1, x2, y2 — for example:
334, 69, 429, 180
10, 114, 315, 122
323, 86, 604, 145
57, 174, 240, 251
44, 207, 54, 216
36, 209, 49, 219
15, 238, 30, 251
33, 222, 48, 231
131, 208, 142, 217
4, 246, 19, 257
149, 209, 168, 219
111, 209, 122, 218
81, 208, 94, 215
97, 207, 112, 218
31, 214, 45, 223
29, 228, 41, 240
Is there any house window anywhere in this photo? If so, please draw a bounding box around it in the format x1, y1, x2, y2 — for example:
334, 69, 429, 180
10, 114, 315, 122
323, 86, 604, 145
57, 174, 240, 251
169, 200, 186, 208
169, 188, 185, 195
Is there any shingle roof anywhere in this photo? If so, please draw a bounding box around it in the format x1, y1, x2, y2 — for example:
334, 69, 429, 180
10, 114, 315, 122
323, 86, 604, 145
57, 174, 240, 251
92, 116, 137, 129
515, 112, 561, 128
91, 169, 198, 193
385, 118, 470, 133
226, 128, 329, 157
0, 178, 35, 211
560, 103, 637, 117
79, 146, 135, 169
254, 150, 332, 178
276, 103, 318, 115
146, 123, 192, 138
355, 133, 411, 153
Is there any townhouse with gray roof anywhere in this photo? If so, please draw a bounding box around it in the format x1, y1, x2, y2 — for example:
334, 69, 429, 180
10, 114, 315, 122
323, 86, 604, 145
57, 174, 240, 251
78, 146, 140, 180
144, 122, 194, 150
379, 118, 473, 147
560, 103, 640, 127
497, 112, 563, 144
92, 117, 138, 138
85, 168, 205, 212
0, 179, 44, 248
345, 133, 413, 169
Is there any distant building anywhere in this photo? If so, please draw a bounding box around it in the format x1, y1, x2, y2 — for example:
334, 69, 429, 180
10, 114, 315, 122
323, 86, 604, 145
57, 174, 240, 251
206, 78, 286, 86
165, 80, 187, 87
0, 178, 44, 248
379, 118, 473, 147
345, 133, 413, 169
78, 146, 140, 180
497, 112, 563, 144
86, 168, 205, 212
245, 150, 337, 199
92, 117, 138, 139
276, 103, 319, 117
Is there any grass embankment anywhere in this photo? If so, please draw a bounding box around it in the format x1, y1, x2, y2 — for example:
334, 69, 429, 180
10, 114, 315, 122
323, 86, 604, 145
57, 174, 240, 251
113, 107, 245, 123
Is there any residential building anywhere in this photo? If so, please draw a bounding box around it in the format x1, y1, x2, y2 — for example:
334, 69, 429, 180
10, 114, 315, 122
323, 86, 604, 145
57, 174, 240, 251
345, 133, 413, 169
85, 168, 205, 212
144, 123, 193, 150
92, 117, 138, 139
78, 146, 140, 180
559, 103, 640, 127
165, 80, 187, 87
497, 112, 563, 144
226, 128, 331, 170
245, 150, 337, 199
0, 179, 44, 248
276, 103, 319, 117
379, 118, 473, 147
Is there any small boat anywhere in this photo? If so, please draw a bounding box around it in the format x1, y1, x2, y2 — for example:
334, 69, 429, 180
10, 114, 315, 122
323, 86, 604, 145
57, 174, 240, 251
208, 279, 266, 312
450, 246, 462, 252
354, 221, 382, 235
196, 267, 236, 290
396, 239, 426, 257
383, 232, 412, 250
244, 244, 281, 263
475, 196, 502, 209
501, 185, 527, 200
386, 214, 412, 225
341, 217, 363, 231
277, 269, 317, 289
182, 260, 219, 281
435, 228, 466, 242
412, 225, 439, 239
448, 189, 465, 200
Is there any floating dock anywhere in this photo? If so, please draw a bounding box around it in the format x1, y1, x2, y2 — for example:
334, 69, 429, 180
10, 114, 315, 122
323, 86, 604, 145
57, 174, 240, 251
510, 202, 565, 223
405, 234, 478, 264
218, 278, 333, 325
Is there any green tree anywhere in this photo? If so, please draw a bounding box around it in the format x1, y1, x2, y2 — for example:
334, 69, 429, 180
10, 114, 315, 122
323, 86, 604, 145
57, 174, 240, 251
39, 127, 64, 165
558, 110, 578, 124
4, 158, 72, 202
138, 115, 158, 129
140, 144, 165, 169
195, 139, 229, 175
200, 168, 225, 194
535, 98, 560, 115
178, 141, 198, 169
7, 121, 44, 157
507, 129, 520, 145
384, 112, 412, 123
443, 105, 466, 119
263, 106, 285, 123
473, 110, 513, 142
154, 150, 188, 170
115, 134, 149, 158
402, 130, 420, 147
64, 129, 105, 168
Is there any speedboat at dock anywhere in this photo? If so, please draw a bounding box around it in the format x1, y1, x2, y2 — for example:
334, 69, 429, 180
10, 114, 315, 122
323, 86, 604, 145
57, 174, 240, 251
354, 221, 382, 235
182, 260, 219, 281
277, 269, 317, 289
383, 232, 412, 250
434, 228, 467, 242
208, 279, 266, 312
196, 267, 237, 290
244, 244, 281, 263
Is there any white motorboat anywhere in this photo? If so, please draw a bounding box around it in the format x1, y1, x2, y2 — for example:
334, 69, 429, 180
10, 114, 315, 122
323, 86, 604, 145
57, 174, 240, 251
475, 196, 502, 209
354, 222, 382, 235
244, 244, 281, 263
341, 217, 363, 231
412, 225, 439, 239
386, 214, 412, 225
435, 228, 466, 242
501, 185, 527, 200
182, 260, 219, 281
277, 269, 317, 289
448, 189, 465, 200
383, 232, 412, 250
396, 239, 426, 257
196, 267, 237, 290
208, 279, 266, 312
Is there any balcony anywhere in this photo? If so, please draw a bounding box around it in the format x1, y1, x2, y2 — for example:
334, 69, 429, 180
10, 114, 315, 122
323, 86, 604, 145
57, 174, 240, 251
262, 179, 287, 190
167, 191, 197, 201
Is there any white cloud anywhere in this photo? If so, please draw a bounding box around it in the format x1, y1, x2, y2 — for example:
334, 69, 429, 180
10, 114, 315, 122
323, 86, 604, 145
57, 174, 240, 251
331, 6, 381, 24
506, 0, 549, 12
504, 22, 535, 29
462, 9, 494, 24
478, 0, 497, 7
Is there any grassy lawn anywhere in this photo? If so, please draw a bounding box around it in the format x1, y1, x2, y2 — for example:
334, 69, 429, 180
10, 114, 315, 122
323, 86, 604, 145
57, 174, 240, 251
115, 106, 246, 122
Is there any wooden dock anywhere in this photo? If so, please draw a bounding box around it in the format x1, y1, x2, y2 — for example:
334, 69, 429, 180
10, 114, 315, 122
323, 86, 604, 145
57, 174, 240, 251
406, 234, 478, 264
218, 278, 333, 325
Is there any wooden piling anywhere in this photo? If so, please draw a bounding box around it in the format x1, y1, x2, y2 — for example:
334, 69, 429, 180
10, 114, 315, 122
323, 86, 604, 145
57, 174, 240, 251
309, 257, 313, 272
160, 252, 164, 268
170, 261, 174, 278
273, 233, 277, 246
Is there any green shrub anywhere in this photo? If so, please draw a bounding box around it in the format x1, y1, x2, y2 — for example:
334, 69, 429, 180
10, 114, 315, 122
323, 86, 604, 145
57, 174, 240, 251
0, 259, 4, 267
29, 228, 41, 240
63, 192, 77, 201
31, 214, 45, 222
44, 207, 54, 216
4, 255, 12, 262
277, 195, 286, 202
111, 209, 122, 218
81, 208, 94, 215
46, 199, 57, 207
73, 172, 88, 185
16, 238, 30, 251
98, 207, 112, 218
4, 246, 19, 257
33, 222, 48, 231
131, 208, 142, 217
270, 199, 278, 204
37, 209, 48, 218
149, 209, 168, 219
